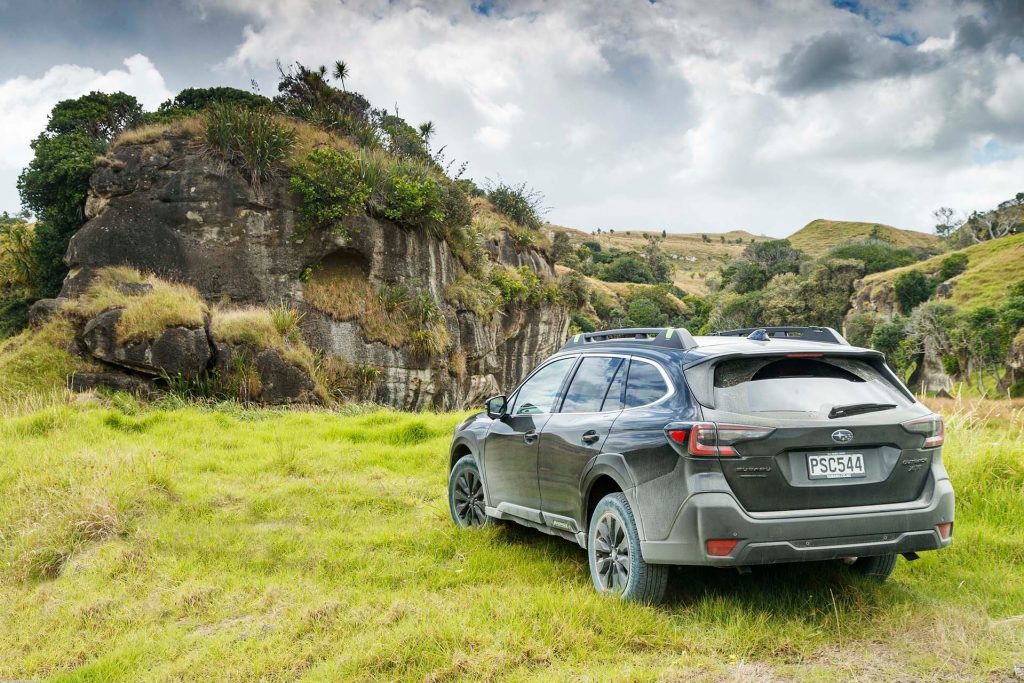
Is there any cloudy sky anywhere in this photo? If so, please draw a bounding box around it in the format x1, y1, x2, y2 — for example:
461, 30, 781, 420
1, 0, 1022, 236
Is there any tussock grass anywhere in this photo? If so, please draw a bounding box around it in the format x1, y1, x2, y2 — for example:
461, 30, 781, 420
304, 266, 450, 355
0, 400, 1020, 680
0, 318, 78, 409
110, 116, 205, 149
76, 267, 207, 343
210, 306, 283, 351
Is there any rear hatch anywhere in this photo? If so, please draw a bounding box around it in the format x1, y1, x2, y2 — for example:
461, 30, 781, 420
685, 353, 934, 513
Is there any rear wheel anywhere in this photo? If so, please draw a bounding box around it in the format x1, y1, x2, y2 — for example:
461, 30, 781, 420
588, 493, 668, 603
848, 553, 897, 582
449, 455, 490, 528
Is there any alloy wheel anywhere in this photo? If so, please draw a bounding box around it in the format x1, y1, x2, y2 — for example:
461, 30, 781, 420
452, 468, 486, 527
593, 511, 630, 593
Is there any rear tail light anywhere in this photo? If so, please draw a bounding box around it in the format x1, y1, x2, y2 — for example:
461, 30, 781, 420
937, 522, 952, 540
667, 422, 775, 457
706, 539, 740, 556
902, 414, 944, 447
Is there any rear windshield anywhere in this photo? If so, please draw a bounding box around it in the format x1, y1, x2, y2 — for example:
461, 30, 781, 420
712, 356, 911, 418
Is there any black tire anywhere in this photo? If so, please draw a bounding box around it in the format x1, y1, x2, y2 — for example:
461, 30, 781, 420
848, 553, 898, 582
448, 455, 491, 528
587, 493, 668, 604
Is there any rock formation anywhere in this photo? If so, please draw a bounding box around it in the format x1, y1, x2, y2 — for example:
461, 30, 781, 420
56, 132, 570, 409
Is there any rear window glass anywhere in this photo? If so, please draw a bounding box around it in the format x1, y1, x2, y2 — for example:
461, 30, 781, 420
624, 360, 669, 408
713, 356, 911, 418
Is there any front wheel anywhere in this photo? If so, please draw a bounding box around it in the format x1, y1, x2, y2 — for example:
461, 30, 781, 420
588, 493, 668, 603
448, 455, 490, 528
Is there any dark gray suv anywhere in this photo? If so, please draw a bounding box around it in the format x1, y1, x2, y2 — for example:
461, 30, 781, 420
447, 327, 954, 603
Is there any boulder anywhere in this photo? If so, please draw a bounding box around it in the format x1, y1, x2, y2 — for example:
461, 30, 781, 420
81, 309, 212, 379
253, 348, 316, 405
28, 298, 68, 327
69, 371, 155, 397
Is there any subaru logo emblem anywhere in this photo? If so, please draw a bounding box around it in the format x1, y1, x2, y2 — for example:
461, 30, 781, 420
832, 429, 854, 444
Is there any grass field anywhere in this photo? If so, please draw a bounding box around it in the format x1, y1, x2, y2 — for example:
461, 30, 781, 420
1, 395, 1022, 681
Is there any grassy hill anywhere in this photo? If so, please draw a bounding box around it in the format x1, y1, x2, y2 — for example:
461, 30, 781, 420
552, 226, 765, 296
861, 233, 1024, 310
0, 398, 1022, 680
789, 219, 942, 258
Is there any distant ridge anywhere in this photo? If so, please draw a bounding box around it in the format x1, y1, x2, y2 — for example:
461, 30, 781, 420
789, 219, 941, 257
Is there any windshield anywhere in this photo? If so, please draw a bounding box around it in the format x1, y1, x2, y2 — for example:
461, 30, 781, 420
712, 356, 912, 419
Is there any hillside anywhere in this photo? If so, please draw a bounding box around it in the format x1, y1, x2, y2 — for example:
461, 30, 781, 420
789, 219, 942, 257
859, 232, 1024, 310
552, 226, 765, 295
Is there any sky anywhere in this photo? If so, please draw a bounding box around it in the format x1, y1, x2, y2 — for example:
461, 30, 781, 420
0, 0, 1022, 237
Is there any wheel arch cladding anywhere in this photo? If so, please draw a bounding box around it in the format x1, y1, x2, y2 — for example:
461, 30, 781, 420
450, 441, 473, 472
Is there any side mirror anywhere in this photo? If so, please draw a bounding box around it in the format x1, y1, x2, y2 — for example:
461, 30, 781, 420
485, 395, 507, 420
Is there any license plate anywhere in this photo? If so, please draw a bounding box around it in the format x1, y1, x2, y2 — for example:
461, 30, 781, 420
807, 453, 866, 480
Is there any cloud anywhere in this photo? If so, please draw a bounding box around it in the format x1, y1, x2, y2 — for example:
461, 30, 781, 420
0, 54, 171, 212
2, 1, 1022, 237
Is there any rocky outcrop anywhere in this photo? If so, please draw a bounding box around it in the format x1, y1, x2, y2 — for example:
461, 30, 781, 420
64, 132, 569, 409
81, 309, 211, 379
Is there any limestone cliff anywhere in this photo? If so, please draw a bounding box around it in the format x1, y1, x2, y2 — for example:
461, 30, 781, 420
61, 132, 570, 409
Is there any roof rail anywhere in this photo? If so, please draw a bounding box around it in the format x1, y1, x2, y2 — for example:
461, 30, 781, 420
562, 327, 698, 351
710, 326, 849, 345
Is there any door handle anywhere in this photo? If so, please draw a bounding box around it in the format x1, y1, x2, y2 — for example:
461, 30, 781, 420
582, 430, 600, 444
524, 430, 539, 444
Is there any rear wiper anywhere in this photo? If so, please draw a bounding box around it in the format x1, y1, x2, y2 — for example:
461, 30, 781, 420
828, 403, 897, 419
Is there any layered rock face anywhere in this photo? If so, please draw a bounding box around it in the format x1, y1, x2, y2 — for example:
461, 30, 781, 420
62, 134, 569, 409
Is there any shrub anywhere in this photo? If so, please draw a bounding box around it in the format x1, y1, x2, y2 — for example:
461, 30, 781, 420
205, 104, 296, 187
490, 268, 529, 306
845, 311, 880, 348
485, 180, 545, 229
289, 147, 370, 237
827, 240, 918, 275
557, 271, 589, 309
601, 253, 655, 284
384, 173, 446, 235
893, 269, 936, 314
444, 275, 501, 320
938, 252, 969, 281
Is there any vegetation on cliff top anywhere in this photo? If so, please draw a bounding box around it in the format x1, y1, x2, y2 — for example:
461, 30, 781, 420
788, 219, 942, 257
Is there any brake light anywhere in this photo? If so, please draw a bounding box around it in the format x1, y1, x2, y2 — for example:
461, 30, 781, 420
675, 422, 775, 457
785, 352, 824, 358
667, 428, 690, 444
902, 414, 944, 447
706, 539, 739, 556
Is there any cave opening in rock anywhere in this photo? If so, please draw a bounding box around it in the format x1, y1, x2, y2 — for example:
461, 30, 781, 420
302, 249, 372, 321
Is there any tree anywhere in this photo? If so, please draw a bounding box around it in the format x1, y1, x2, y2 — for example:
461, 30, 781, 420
845, 311, 881, 347
550, 231, 573, 264
933, 207, 962, 242
870, 317, 916, 379
332, 60, 350, 91
45, 91, 142, 143
152, 87, 269, 121
418, 121, 435, 145
601, 254, 653, 284
827, 240, 918, 274
641, 235, 672, 284
893, 270, 935, 314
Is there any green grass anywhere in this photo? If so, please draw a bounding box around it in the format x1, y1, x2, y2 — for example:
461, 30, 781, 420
861, 233, 1024, 310
788, 219, 942, 258
0, 399, 1021, 681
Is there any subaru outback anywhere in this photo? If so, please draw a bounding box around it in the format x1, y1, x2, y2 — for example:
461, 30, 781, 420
447, 327, 954, 603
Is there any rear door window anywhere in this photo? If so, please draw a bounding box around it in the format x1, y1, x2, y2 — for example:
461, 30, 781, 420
623, 359, 670, 408
560, 356, 623, 413
713, 356, 912, 418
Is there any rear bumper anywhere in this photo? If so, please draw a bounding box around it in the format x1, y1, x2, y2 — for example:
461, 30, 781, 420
639, 477, 955, 566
